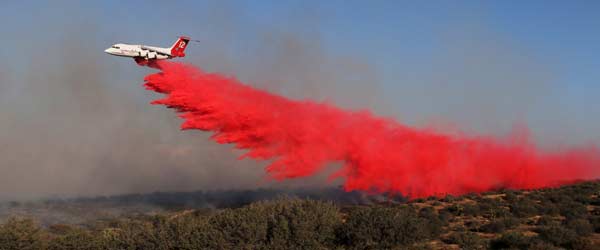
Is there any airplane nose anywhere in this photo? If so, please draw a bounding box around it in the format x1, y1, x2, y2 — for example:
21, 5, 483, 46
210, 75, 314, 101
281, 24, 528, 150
105, 48, 118, 54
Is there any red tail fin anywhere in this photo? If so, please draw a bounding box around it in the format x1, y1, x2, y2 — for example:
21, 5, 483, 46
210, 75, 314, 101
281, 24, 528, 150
170, 36, 190, 57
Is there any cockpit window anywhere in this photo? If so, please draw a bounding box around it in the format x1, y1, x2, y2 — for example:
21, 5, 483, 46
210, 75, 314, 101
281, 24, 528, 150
112, 45, 120, 49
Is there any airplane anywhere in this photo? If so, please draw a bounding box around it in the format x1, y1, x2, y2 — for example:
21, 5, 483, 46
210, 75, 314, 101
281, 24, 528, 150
104, 36, 191, 65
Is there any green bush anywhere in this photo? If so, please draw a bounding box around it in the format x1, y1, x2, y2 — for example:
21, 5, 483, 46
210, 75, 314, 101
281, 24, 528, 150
163, 215, 215, 250
590, 216, 600, 233
479, 216, 519, 233
478, 199, 509, 219
208, 198, 342, 250
481, 220, 506, 233
558, 202, 588, 220
503, 191, 518, 203
527, 240, 563, 250
464, 220, 482, 232
444, 204, 464, 216
418, 207, 444, 234
438, 210, 453, 224
538, 201, 560, 215
88, 198, 341, 250
442, 194, 457, 202
544, 191, 573, 204
99, 217, 173, 250
490, 231, 532, 250
206, 208, 268, 249
535, 225, 579, 248
565, 218, 594, 237
569, 237, 597, 250
0, 217, 45, 250
509, 198, 539, 218
536, 215, 560, 227
337, 206, 436, 249
462, 204, 481, 217
47, 228, 99, 250
101, 214, 216, 250
445, 231, 486, 250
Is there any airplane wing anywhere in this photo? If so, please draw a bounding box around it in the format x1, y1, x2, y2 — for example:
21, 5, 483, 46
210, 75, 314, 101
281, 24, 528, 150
140, 46, 171, 55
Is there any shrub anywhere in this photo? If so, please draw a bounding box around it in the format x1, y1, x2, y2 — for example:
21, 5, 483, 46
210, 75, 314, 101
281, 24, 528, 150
160, 214, 215, 250
590, 216, 600, 233
418, 207, 436, 220
527, 240, 562, 250
445, 231, 486, 250
426, 196, 438, 201
48, 228, 99, 250
464, 220, 482, 232
411, 198, 426, 203
565, 218, 594, 237
480, 216, 520, 233
503, 191, 518, 203
536, 215, 560, 227
463, 193, 479, 200
0, 217, 45, 250
535, 225, 578, 248
418, 207, 443, 235
337, 206, 435, 249
502, 216, 521, 229
444, 204, 464, 216
438, 210, 453, 224
100, 217, 172, 250
478, 199, 509, 219
490, 232, 532, 250
558, 202, 588, 220
569, 237, 597, 250
95, 198, 342, 250
206, 208, 268, 249
538, 201, 560, 215
509, 198, 539, 218
545, 191, 573, 204
462, 204, 481, 217
209, 198, 342, 250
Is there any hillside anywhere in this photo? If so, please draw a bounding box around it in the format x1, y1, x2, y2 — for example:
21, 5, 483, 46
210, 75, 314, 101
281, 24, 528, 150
2, 181, 600, 249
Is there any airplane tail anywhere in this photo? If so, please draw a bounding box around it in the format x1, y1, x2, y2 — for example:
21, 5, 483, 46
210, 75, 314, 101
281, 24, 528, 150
170, 36, 190, 57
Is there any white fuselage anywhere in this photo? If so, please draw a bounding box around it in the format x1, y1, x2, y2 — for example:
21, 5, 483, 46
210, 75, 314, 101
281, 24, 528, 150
104, 43, 171, 60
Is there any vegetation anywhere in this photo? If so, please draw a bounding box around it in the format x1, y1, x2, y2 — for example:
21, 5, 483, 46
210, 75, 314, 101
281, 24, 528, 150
2, 181, 600, 249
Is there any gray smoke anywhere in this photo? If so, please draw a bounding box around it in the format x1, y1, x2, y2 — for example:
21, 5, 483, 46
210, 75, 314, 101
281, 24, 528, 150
0, 3, 376, 200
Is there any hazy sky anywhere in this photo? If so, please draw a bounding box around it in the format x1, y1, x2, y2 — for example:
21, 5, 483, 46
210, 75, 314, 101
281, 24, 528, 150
0, 1, 599, 199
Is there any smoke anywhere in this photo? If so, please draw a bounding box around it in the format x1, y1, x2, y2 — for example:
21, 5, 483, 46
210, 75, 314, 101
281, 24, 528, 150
0, 3, 377, 201
144, 61, 600, 198
0, 187, 378, 226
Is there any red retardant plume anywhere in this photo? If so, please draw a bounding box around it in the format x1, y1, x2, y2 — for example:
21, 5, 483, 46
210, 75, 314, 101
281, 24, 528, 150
143, 61, 600, 199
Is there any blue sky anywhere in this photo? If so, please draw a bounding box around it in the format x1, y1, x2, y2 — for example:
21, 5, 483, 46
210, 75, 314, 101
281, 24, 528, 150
1, 0, 599, 141
3, 1, 598, 83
